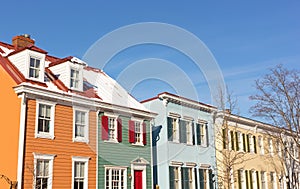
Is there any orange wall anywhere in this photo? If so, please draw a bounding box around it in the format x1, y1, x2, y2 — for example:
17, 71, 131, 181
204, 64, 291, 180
22, 100, 97, 188
0, 66, 20, 188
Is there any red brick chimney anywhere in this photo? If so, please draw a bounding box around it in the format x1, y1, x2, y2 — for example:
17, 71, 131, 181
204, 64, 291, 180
12, 34, 35, 49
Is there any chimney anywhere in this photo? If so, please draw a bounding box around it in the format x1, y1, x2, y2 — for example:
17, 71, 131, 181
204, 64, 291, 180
12, 34, 35, 49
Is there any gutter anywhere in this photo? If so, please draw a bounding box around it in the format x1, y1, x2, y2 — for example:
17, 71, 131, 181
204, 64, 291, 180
17, 93, 27, 189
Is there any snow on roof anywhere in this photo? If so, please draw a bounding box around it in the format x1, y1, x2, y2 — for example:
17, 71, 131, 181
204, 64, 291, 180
84, 67, 148, 111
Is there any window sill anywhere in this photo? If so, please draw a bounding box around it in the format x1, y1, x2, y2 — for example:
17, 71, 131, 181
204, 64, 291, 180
104, 140, 119, 144
35, 133, 55, 140
73, 137, 89, 143
131, 143, 144, 147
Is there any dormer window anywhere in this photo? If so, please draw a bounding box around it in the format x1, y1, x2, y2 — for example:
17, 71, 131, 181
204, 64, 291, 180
70, 69, 80, 89
29, 57, 41, 79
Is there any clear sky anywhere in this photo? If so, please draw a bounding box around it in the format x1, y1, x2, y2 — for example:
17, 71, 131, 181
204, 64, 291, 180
1, 1, 299, 118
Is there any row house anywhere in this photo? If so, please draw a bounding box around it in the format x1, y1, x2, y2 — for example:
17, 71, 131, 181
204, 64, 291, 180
215, 111, 300, 189
142, 92, 218, 189
0, 35, 154, 189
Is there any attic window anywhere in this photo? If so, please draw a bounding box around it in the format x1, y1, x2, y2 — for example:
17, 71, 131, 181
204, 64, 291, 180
70, 69, 79, 89
29, 57, 40, 79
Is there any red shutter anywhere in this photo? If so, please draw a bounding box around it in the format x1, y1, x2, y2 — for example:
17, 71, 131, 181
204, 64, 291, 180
117, 118, 122, 142
143, 122, 147, 145
129, 120, 135, 143
101, 115, 108, 140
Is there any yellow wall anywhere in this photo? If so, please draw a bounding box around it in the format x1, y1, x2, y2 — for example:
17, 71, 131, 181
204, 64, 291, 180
0, 65, 20, 188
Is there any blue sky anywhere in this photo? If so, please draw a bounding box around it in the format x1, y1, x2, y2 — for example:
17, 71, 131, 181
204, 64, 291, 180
1, 1, 299, 118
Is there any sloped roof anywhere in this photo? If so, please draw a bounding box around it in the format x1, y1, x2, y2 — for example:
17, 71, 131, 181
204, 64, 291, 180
0, 40, 148, 112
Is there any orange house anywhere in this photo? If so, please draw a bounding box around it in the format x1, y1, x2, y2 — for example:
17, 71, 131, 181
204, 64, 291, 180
0, 35, 99, 189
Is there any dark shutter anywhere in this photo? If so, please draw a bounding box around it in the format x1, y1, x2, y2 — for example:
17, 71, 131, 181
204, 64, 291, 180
238, 170, 242, 189
209, 169, 214, 189
180, 120, 187, 143
197, 124, 201, 145
194, 168, 198, 189
101, 115, 108, 140
245, 170, 249, 189
192, 123, 195, 145
169, 166, 175, 189
256, 171, 260, 189
231, 131, 235, 150
167, 117, 173, 141
117, 118, 122, 142
129, 120, 135, 143
249, 171, 253, 189
205, 124, 209, 147
143, 122, 147, 145
243, 133, 246, 152
247, 135, 250, 152
223, 128, 227, 149
235, 132, 239, 151
199, 169, 204, 189
253, 136, 257, 153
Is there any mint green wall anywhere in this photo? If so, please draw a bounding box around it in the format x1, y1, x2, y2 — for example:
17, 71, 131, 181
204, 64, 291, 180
98, 113, 152, 189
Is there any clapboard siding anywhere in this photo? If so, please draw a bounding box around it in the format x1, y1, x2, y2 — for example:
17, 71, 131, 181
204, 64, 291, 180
98, 113, 152, 189
22, 99, 97, 188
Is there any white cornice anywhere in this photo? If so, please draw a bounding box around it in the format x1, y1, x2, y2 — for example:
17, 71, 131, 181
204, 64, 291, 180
13, 84, 156, 119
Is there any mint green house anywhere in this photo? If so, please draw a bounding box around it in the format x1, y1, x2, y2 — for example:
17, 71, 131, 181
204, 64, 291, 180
83, 67, 155, 189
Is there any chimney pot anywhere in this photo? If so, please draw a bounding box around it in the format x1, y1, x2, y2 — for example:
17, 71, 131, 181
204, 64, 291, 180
12, 34, 35, 49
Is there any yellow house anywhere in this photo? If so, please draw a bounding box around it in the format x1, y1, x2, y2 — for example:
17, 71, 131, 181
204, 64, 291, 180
214, 111, 298, 189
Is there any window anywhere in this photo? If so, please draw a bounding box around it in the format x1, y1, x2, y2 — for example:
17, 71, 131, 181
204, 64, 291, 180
268, 138, 274, 156
258, 136, 264, 155
34, 154, 54, 189
182, 167, 195, 189
73, 109, 89, 142
237, 132, 243, 151
29, 57, 41, 79
101, 115, 122, 142
261, 171, 267, 189
105, 167, 126, 189
35, 101, 55, 139
129, 120, 146, 145
198, 123, 208, 147
249, 134, 255, 153
185, 121, 194, 145
238, 169, 245, 189
168, 117, 180, 142
199, 169, 213, 189
169, 166, 181, 189
72, 157, 89, 189
270, 172, 277, 189
70, 69, 80, 89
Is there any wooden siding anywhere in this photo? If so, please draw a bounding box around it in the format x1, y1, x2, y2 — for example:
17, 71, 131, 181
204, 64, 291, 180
22, 100, 97, 188
0, 65, 20, 188
98, 114, 152, 189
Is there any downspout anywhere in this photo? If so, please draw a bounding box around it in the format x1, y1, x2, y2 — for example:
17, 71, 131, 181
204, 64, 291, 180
17, 93, 27, 189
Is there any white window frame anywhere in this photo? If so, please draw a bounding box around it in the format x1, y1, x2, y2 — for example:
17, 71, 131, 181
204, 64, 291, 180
72, 156, 89, 189
200, 123, 208, 147
104, 112, 119, 143
68, 64, 83, 91
27, 53, 45, 82
251, 170, 257, 189
238, 169, 246, 189
249, 134, 254, 153
258, 136, 264, 155
35, 100, 56, 139
268, 138, 274, 156
70, 68, 80, 89
73, 107, 89, 143
131, 117, 145, 146
261, 171, 267, 189
185, 121, 193, 145
105, 166, 127, 189
33, 153, 55, 189
171, 117, 180, 143
270, 172, 277, 189
238, 132, 243, 152
170, 165, 182, 189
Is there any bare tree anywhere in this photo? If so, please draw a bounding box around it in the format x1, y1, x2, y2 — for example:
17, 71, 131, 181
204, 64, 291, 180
0, 174, 17, 189
249, 65, 300, 189
214, 87, 254, 189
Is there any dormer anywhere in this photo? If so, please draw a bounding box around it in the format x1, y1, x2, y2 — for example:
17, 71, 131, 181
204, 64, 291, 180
48, 56, 87, 91
7, 35, 47, 83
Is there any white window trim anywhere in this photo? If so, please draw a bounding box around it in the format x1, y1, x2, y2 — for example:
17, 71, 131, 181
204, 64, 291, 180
104, 113, 119, 143
68, 64, 83, 91
261, 171, 267, 189
131, 162, 147, 189
35, 100, 56, 139
185, 120, 193, 145
73, 107, 89, 143
169, 165, 182, 189
258, 136, 264, 155
268, 138, 274, 156
172, 118, 180, 143
72, 156, 89, 189
131, 117, 145, 146
27, 52, 45, 82
104, 166, 127, 189
184, 166, 196, 189
238, 132, 243, 152
33, 153, 55, 189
